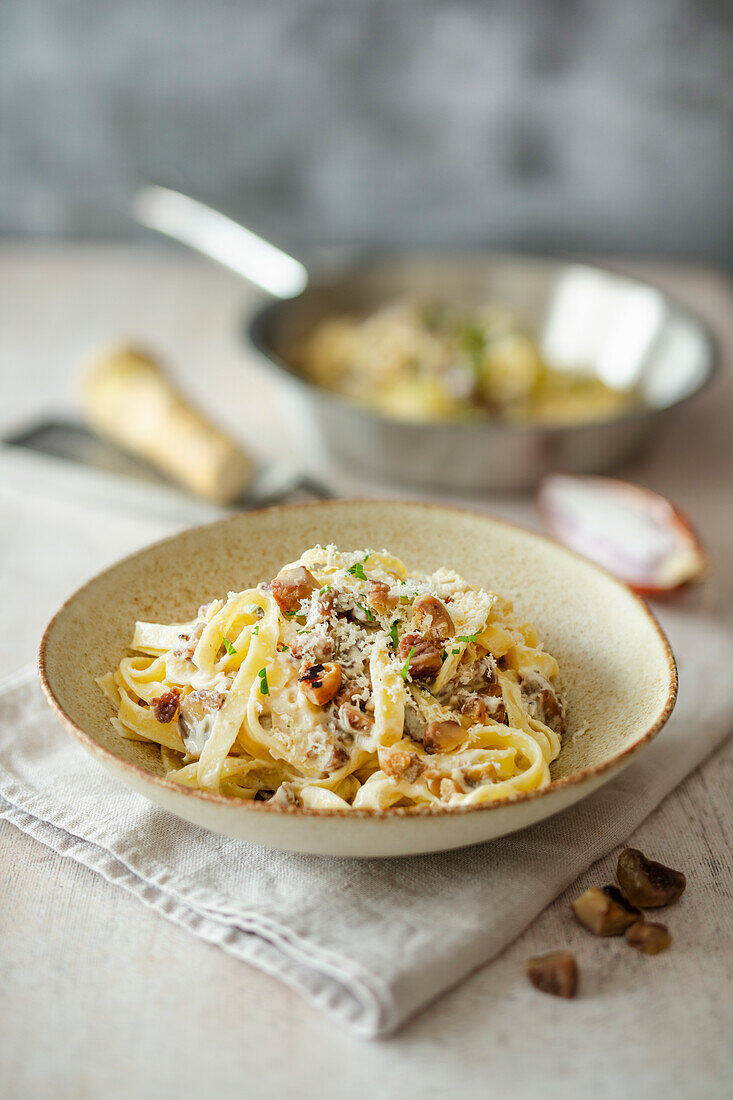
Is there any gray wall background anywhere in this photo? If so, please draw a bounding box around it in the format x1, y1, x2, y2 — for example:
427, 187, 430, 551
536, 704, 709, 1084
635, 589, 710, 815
1, 0, 732, 262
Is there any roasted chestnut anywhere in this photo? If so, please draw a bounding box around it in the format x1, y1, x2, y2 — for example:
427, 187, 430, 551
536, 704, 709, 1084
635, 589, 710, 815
617, 848, 686, 908
423, 720, 464, 754
625, 921, 672, 955
526, 952, 578, 998
571, 885, 640, 936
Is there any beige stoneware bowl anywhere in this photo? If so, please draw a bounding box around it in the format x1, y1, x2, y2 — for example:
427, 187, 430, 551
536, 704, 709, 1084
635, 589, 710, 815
39, 501, 677, 857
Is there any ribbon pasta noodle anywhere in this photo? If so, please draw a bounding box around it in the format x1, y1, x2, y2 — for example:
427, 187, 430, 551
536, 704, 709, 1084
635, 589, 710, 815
99, 546, 566, 810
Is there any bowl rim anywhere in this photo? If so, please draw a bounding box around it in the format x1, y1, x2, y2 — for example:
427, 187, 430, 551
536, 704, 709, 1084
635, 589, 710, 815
38, 499, 678, 821
244, 251, 719, 437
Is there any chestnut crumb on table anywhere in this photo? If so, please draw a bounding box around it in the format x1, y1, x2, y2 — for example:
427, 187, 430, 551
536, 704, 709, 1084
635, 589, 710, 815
526, 953, 578, 999
571, 885, 640, 936
617, 848, 687, 908
625, 921, 672, 955
529, 848, 685, 997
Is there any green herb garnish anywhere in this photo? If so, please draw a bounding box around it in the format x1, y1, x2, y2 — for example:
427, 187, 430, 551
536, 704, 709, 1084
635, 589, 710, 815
459, 323, 485, 355
456, 633, 478, 644
459, 324, 486, 382
399, 595, 410, 605
347, 561, 367, 581
399, 647, 415, 681
452, 647, 460, 655
251, 625, 259, 636
441, 649, 448, 662
257, 668, 269, 696
388, 620, 401, 648
319, 585, 331, 594
222, 637, 237, 656
357, 601, 374, 622
277, 643, 289, 652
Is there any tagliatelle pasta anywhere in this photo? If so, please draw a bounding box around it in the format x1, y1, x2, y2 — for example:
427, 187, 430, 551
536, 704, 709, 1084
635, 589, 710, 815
99, 546, 567, 810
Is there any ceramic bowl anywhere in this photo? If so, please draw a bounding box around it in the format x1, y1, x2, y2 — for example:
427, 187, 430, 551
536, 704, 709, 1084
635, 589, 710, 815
39, 501, 677, 857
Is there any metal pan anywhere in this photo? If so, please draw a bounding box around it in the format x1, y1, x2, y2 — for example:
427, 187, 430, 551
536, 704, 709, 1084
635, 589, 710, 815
135, 187, 717, 492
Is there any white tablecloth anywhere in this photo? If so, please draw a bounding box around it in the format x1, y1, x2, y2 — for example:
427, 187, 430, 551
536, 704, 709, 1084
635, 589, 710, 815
1, 245, 731, 1098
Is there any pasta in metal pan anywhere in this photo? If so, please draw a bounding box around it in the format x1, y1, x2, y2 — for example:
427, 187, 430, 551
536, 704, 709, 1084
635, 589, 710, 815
298, 301, 635, 425
98, 546, 566, 810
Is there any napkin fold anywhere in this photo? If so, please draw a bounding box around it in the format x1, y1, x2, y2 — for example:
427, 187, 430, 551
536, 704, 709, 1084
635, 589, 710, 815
1, 604, 732, 1038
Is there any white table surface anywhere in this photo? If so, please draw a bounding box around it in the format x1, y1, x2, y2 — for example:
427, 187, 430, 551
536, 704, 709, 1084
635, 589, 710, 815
1, 245, 731, 1100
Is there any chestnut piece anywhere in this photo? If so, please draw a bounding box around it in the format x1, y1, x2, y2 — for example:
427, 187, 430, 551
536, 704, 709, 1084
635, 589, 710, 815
150, 688, 180, 723
397, 633, 443, 679
625, 921, 672, 955
617, 848, 686, 908
316, 587, 338, 618
178, 689, 224, 732
461, 695, 487, 724
412, 596, 455, 643
439, 778, 461, 801
462, 684, 506, 726
299, 662, 342, 706
571, 885, 640, 936
526, 953, 578, 999
365, 579, 397, 614
520, 672, 566, 736
423, 720, 464, 754
338, 702, 374, 734
271, 566, 319, 615
381, 748, 425, 784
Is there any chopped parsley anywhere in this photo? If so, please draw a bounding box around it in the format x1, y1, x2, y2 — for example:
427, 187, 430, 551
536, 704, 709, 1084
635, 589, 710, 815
459, 323, 485, 354
459, 324, 486, 381
257, 668, 269, 696
441, 649, 448, 662
347, 561, 367, 581
452, 647, 460, 655
357, 601, 374, 622
388, 620, 401, 648
297, 627, 311, 635
277, 643, 289, 653
222, 637, 237, 656
251, 624, 259, 636
456, 633, 478, 644
284, 610, 299, 619
399, 595, 410, 605
399, 646, 415, 681
319, 585, 331, 594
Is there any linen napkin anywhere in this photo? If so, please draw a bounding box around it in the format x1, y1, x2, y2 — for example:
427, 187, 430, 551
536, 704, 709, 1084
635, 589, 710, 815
1, 454, 732, 1037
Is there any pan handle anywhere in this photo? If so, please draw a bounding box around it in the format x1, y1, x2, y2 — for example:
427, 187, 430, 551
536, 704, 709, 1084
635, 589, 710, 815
132, 185, 309, 300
